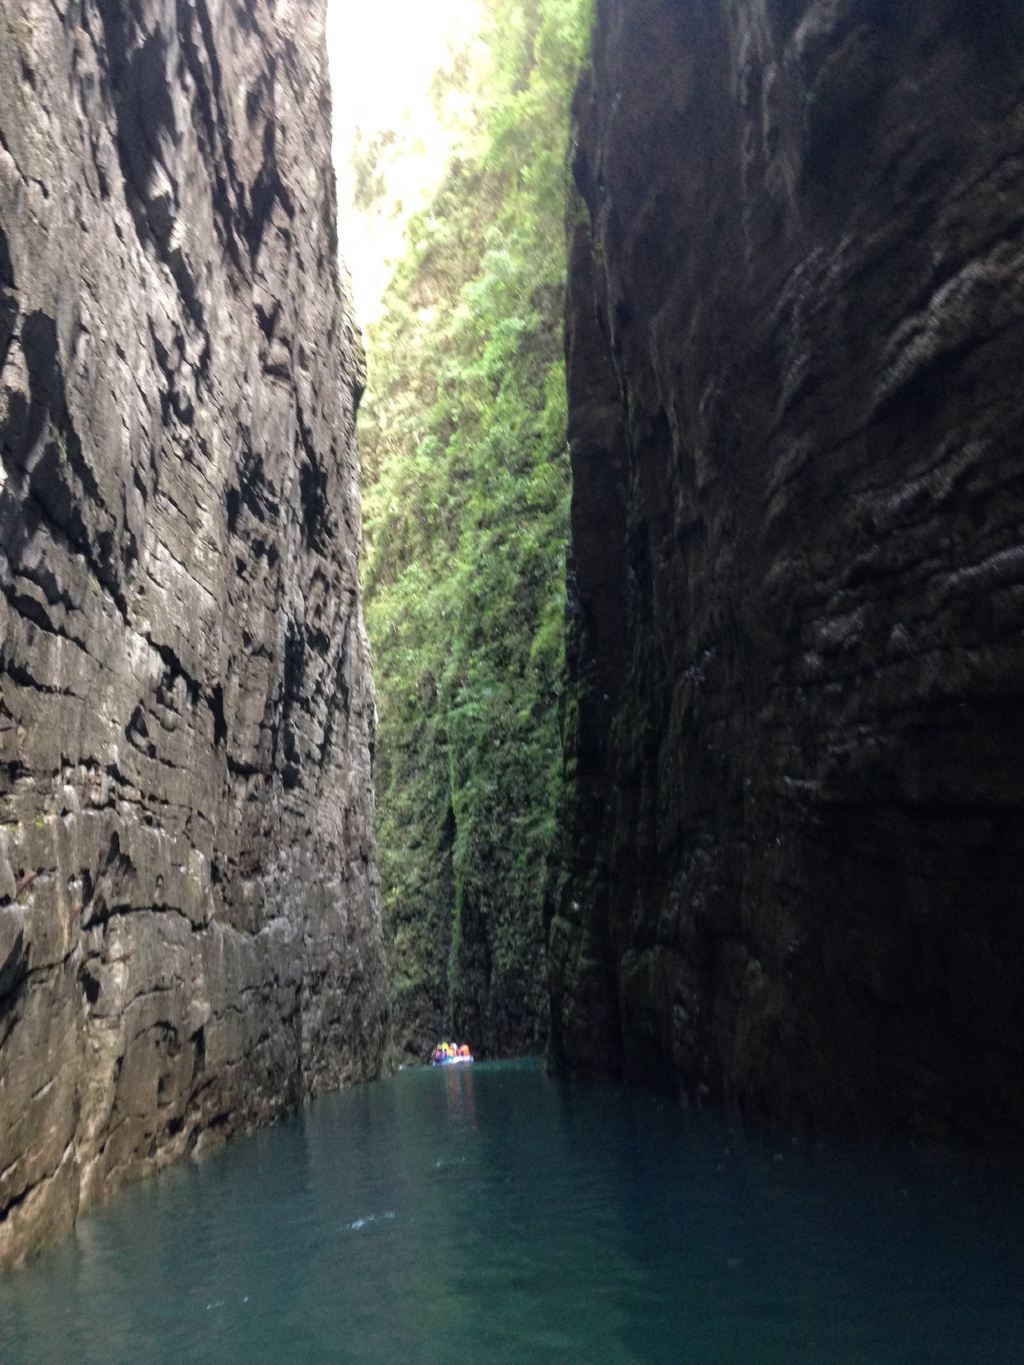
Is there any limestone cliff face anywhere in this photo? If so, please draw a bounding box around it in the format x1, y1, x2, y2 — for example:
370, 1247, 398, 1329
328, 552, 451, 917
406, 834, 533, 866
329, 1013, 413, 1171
0, 0, 388, 1265
551, 0, 1024, 1142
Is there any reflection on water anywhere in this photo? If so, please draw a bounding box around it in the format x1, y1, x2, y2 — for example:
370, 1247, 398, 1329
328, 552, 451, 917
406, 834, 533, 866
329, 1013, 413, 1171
1, 1059, 1022, 1364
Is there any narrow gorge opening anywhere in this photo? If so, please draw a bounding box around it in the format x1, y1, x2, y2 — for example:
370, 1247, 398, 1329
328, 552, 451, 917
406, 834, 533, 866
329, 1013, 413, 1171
2, 0, 1024, 1354
329, 0, 591, 1064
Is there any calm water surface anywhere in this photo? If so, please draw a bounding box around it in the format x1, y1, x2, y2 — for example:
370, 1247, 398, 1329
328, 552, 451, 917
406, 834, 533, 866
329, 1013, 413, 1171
1, 1058, 1022, 1363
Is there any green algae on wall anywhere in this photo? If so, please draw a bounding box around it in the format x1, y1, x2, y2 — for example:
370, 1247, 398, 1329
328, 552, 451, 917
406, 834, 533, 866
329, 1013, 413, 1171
360, 0, 591, 1062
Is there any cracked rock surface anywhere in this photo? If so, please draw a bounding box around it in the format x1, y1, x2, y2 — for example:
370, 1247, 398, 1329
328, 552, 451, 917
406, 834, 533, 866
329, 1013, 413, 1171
0, 0, 388, 1265
551, 0, 1024, 1143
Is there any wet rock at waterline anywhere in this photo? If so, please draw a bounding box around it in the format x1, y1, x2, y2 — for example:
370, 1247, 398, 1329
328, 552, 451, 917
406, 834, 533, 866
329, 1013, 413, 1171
551, 0, 1024, 1141
0, 0, 388, 1266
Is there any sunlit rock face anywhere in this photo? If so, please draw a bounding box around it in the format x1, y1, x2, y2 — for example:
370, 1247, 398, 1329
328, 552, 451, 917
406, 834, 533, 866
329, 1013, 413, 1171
552, 0, 1024, 1142
0, 0, 388, 1265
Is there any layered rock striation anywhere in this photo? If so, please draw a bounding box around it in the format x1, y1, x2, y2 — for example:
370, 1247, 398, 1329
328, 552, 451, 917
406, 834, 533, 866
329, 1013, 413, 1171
0, 0, 388, 1265
551, 0, 1024, 1142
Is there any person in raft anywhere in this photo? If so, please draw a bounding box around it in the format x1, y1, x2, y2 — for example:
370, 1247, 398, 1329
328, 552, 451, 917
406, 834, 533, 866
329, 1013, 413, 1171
431, 1041, 472, 1064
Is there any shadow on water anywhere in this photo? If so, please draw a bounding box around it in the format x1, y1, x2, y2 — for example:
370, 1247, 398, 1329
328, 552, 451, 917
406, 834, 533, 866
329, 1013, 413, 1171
1, 1058, 1023, 1364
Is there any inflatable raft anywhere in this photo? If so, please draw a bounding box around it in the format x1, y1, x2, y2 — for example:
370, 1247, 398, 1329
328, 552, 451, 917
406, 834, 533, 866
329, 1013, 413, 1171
431, 1048, 474, 1066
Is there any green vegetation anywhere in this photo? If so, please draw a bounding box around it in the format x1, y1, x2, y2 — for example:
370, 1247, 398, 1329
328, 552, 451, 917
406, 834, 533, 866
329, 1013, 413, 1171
360, 0, 590, 1060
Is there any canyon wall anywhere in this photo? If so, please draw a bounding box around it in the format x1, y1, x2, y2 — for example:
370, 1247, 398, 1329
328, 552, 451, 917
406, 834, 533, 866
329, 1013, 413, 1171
0, 0, 388, 1265
360, 0, 588, 1066
551, 0, 1024, 1142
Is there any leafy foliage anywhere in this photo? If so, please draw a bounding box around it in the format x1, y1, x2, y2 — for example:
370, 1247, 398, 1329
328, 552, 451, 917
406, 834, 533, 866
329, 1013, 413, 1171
360, 0, 590, 1059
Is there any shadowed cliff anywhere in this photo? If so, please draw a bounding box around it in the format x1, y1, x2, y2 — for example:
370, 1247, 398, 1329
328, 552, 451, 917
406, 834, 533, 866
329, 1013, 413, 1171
551, 0, 1024, 1143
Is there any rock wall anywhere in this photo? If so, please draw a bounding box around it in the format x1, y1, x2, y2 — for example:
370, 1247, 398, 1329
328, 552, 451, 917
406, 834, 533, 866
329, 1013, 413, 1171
551, 0, 1024, 1143
0, 0, 388, 1266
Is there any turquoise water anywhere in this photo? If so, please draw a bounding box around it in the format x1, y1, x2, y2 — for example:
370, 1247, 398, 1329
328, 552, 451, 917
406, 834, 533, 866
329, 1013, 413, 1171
1, 1058, 1022, 1363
